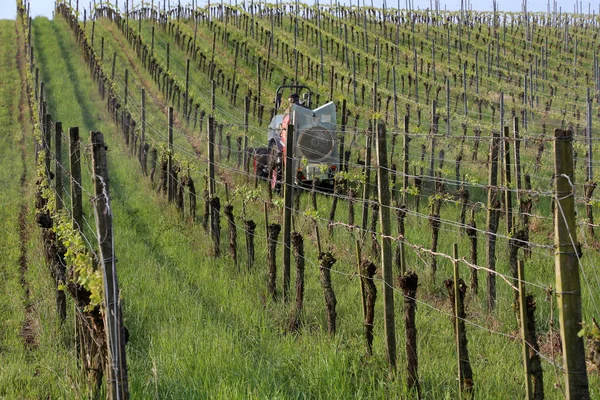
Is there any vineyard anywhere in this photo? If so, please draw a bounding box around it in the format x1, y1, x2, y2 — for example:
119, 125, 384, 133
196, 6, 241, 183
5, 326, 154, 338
2, 0, 600, 398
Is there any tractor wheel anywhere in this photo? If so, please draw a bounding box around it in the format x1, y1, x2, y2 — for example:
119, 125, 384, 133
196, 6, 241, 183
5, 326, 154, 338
251, 147, 270, 179
268, 142, 282, 193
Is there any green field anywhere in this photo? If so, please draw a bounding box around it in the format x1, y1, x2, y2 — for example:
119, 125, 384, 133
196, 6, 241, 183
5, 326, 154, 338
1, 1, 600, 398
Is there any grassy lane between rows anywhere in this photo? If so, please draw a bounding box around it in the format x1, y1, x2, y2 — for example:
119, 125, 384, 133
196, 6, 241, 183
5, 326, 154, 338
0, 18, 86, 398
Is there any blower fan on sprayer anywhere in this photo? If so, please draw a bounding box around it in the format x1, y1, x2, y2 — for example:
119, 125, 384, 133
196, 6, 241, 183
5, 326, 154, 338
252, 85, 339, 192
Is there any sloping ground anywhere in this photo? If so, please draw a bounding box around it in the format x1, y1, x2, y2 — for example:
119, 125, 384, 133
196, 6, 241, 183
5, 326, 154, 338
0, 19, 82, 398
60, 10, 600, 399
37, 13, 529, 399
23, 8, 600, 399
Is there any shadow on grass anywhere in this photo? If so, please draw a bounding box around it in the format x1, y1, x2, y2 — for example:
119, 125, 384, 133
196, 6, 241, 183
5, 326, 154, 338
32, 18, 97, 132
51, 20, 98, 131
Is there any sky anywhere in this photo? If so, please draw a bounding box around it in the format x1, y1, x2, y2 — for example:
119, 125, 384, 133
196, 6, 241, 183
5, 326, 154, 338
0, 0, 595, 21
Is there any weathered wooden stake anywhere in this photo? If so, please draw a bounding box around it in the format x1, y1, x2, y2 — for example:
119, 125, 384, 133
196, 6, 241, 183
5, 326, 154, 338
402, 115, 410, 205
53, 121, 66, 323
503, 126, 513, 234
245, 219, 256, 270
518, 259, 533, 400
447, 244, 474, 396
289, 232, 305, 332
553, 128, 590, 399
167, 107, 174, 202
395, 205, 407, 276
267, 223, 281, 300
466, 210, 478, 295
184, 58, 190, 121
399, 271, 420, 395
54, 122, 63, 211
486, 130, 500, 311
361, 260, 377, 356
375, 121, 397, 370
210, 196, 221, 257
224, 204, 237, 267
140, 89, 146, 171
69, 127, 83, 231
91, 131, 129, 400
282, 123, 294, 302
207, 116, 215, 196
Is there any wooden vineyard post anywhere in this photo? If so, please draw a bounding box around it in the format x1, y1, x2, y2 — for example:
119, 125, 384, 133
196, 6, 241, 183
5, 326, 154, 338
486, 130, 500, 311
375, 121, 396, 371
339, 99, 347, 176
244, 219, 256, 270
446, 78, 450, 138
90, 131, 129, 400
54, 121, 66, 323
585, 88, 596, 238
398, 271, 419, 395
124, 69, 128, 136
360, 260, 377, 356
360, 85, 376, 245
224, 205, 237, 268
288, 232, 305, 332
328, 181, 340, 236
207, 114, 218, 253
395, 204, 407, 277
211, 80, 216, 116
44, 113, 51, 177
447, 243, 474, 397
207, 115, 215, 197
166, 42, 170, 74
184, 58, 190, 122
453, 245, 464, 393
393, 66, 398, 128
553, 128, 590, 399
111, 52, 116, 83
513, 117, 523, 207
360, 126, 372, 245
428, 100, 438, 184
69, 127, 83, 232
355, 240, 367, 322
54, 122, 63, 210
167, 107, 174, 202
517, 260, 533, 400
282, 122, 294, 303
458, 187, 469, 234
267, 223, 281, 300
402, 115, 410, 205
236, 136, 242, 170
140, 89, 146, 171
466, 210, 478, 295
187, 175, 196, 223
503, 126, 513, 235
210, 196, 221, 257
243, 96, 250, 180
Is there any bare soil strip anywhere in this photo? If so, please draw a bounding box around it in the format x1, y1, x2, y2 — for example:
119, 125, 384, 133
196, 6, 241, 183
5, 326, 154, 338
15, 19, 37, 349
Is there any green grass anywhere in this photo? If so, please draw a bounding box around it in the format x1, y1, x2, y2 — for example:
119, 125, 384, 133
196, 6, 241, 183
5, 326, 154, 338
0, 18, 85, 398
14, 3, 600, 398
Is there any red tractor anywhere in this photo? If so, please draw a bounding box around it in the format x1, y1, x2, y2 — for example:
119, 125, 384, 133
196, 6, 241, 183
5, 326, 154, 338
253, 85, 338, 191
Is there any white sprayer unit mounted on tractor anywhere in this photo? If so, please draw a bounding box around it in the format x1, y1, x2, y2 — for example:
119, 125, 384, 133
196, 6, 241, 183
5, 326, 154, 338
253, 85, 338, 191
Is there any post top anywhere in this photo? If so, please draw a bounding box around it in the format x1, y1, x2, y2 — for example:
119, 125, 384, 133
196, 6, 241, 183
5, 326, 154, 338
554, 128, 573, 140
